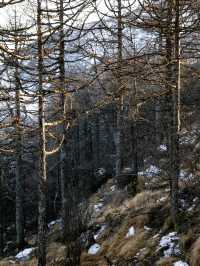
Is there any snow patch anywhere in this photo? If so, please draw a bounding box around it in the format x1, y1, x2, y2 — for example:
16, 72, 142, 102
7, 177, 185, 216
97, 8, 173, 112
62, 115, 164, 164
157, 197, 167, 203
126, 226, 135, 238
94, 225, 106, 240
48, 218, 62, 228
180, 199, 186, 208
159, 232, 180, 257
138, 165, 161, 177
16, 248, 35, 261
193, 197, 198, 202
88, 243, 101, 255
144, 226, 151, 231
173, 261, 189, 266
110, 185, 116, 192
122, 167, 132, 173
94, 203, 103, 212
158, 144, 167, 152
188, 205, 195, 212
179, 170, 194, 180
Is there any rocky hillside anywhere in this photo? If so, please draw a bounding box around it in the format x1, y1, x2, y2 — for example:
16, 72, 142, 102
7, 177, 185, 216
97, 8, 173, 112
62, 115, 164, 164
1, 171, 200, 265
1, 110, 200, 266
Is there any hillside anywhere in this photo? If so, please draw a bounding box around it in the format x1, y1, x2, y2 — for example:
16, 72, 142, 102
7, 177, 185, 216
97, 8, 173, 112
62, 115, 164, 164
1, 116, 200, 266
0, 178, 199, 266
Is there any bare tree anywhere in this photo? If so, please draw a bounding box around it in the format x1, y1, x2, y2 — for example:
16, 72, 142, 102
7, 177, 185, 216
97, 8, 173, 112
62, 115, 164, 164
37, 0, 47, 264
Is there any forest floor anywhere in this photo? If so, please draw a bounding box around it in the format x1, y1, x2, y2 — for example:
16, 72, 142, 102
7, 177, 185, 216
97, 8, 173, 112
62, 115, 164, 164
1, 173, 200, 266
1, 122, 200, 265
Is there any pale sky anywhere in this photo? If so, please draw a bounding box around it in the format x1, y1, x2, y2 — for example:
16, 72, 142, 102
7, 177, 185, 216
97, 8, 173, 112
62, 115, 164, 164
0, 0, 104, 27
0, 0, 137, 28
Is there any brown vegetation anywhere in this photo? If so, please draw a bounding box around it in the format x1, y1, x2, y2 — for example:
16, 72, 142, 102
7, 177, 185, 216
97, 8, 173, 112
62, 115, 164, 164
190, 237, 200, 266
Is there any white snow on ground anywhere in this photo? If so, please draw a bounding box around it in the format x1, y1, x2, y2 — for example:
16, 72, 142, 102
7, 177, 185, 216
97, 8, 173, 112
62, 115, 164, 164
157, 197, 167, 203
126, 226, 135, 238
48, 218, 62, 228
180, 199, 186, 208
48, 220, 56, 227
110, 185, 116, 192
193, 197, 198, 202
16, 248, 35, 260
122, 167, 132, 173
138, 165, 161, 177
159, 232, 180, 257
144, 226, 151, 231
179, 170, 194, 180
94, 203, 104, 212
94, 225, 106, 240
173, 261, 189, 266
188, 205, 195, 212
88, 243, 101, 255
158, 144, 167, 152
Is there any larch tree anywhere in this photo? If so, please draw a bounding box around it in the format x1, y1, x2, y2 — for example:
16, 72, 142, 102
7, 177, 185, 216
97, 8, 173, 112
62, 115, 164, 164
12, 13, 27, 250
37, 0, 47, 264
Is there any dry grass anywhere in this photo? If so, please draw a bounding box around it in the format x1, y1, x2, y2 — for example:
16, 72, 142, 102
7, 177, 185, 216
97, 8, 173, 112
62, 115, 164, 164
21, 258, 37, 266
137, 175, 145, 192
181, 229, 195, 251
128, 213, 149, 228
190, 236, 200, 266
103, 222, 147, 259
46, 242, 66, 266
156, 257, 177, 266
48, 223, 63, 243
88, 189, 167, 264
81, 230, 148, 266
123, 190, 164, 211
81, 252, 107, 266
0, 258, 37, 266
0, 243, 67, 266
98, 190, 166, 226
0, 259, 18, 266
118, 231, 146, 259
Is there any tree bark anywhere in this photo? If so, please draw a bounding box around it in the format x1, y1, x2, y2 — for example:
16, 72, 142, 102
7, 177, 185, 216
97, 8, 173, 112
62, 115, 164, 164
37, 0, 47, 265
169, 0, 180, 227
114, 0, 123, 177
0, 170, 4, 257
166, 0, 180, 227
58, 0, 68, 241
14, 33, 25, 249
130, 75, 138, 194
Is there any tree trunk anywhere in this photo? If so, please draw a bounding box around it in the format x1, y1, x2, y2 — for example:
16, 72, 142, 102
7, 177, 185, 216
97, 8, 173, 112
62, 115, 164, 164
58, 0, 68, 241
0, 171, 4, 257
94, 114, 100, 169
74, 122, 80, 168
14, 35, 25, 249
166, 0, 180, 227
130, 41, 138, 194
170, 0, 180, 227
115, 0, 123, 177
37, 0, 47, 265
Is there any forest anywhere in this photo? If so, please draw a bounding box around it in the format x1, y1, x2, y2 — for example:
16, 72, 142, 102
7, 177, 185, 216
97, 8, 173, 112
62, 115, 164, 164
0, 0, 200, 265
